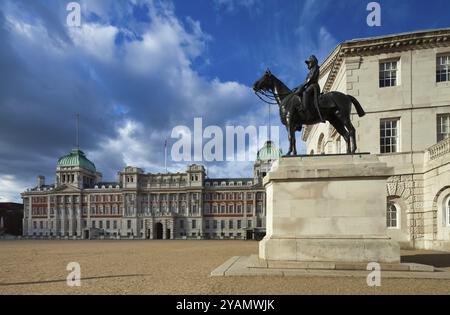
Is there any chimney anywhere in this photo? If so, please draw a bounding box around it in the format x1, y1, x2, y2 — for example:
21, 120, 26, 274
37, 175, 45, 188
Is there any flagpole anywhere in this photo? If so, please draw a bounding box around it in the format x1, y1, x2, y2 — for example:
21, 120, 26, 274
76, 113, 80, 149
164, 139, 168, 173
268, 103, 271, 142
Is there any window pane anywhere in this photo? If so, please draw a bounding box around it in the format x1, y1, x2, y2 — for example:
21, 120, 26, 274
387, 203, 398, 228
437, 114, 450, 142
437, 55, 450, 82
380, 119, 399, 153
380, 61, 398, 87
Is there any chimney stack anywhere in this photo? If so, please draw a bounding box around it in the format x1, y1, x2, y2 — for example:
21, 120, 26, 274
37, 175, 45, 188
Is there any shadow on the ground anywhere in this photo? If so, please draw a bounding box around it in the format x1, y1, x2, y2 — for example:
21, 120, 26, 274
0, 274, 150, 286
401, 254, 450, 268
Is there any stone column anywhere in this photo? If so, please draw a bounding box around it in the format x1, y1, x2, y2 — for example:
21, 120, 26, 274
47, 196, 51, 237
28, 197, 33, 236
86, 194, 91, 239
69, 195, 75, 237
157, 194, 160, 215
77, 195, 82, 238
187, 193, 191, 216
243, 191, 248, 239
149, 218, 154, 239
68, 208, 73, 237
198, 192, 203, 237
61, 202, 66, 237
54, 196, 59, 236
163, 220, 167, 240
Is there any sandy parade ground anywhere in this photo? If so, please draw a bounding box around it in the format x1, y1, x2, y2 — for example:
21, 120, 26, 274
0, 240, 450, 295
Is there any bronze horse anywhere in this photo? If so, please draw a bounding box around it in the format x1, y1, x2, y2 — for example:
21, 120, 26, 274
253, 70, 365, 155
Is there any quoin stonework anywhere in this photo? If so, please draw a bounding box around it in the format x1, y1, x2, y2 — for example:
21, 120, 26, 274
303, 28, 450, 251
21, 141, 282, 240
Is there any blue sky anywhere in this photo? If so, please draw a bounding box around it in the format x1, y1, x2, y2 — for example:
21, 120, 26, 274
1, 0, 449, 202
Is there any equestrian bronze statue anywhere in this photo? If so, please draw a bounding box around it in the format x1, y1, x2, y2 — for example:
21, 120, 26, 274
253, 56, 365, 155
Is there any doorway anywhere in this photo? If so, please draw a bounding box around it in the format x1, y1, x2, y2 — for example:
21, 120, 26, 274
166, 228, 171, 240
155, 223, 163, 239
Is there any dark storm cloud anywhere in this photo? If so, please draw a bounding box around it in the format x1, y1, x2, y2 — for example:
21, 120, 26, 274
0, 0, 260, 201
0, 2, 116, 181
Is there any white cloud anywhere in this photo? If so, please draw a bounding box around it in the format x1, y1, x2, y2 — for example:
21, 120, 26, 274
0, 175, 29, 203
89, 119, 168, 174
79, 2, 261, 177
69, 23, 119, 62
5, 14, 68, 57
0, 0, 267, 186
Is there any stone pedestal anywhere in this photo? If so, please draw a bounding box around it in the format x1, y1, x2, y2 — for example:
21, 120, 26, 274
259, 154, 400, 263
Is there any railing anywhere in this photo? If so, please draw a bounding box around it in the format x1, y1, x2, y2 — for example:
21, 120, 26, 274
427, 137, 450, 161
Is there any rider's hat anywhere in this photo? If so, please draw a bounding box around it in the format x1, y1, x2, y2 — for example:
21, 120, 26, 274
305, 55, 318, 66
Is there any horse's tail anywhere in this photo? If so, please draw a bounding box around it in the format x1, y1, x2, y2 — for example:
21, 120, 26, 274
348, 95, 366, 117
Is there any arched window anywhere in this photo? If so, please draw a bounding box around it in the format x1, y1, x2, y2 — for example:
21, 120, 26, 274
317, 133, 325, 154
387, 202, 399, 228
336, 136, 342, 154
446, 196, 450, 227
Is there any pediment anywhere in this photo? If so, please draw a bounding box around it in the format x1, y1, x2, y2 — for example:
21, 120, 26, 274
53, 184, 82, 193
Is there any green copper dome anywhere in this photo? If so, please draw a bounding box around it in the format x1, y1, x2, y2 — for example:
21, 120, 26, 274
57, 149, 96, 173
256, 141, 283, 161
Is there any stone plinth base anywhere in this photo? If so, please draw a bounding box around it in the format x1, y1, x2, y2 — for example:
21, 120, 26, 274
260, 154, 400, 264
259, 237, 400, 263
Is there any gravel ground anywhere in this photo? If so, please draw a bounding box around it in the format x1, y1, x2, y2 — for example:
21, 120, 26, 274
0, 240, 449, 295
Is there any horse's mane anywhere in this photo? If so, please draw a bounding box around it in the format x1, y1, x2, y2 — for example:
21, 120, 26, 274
271, 74, 292, 94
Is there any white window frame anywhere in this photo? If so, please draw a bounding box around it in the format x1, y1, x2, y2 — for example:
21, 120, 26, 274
380, 118, 400, 154
387, 202, 400, 229
379, 59, 400, 88
437, 54, 450, 83
437, 114, 450, 143
446, 196, 450, 227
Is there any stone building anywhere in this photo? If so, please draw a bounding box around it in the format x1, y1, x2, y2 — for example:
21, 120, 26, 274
21, 141, 282, 240
303, 28, 450, 250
